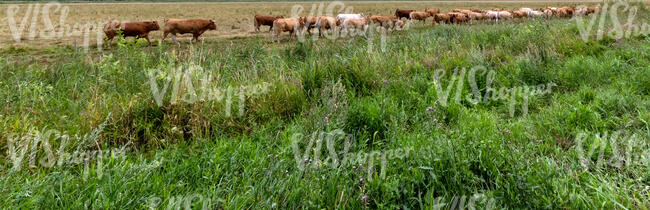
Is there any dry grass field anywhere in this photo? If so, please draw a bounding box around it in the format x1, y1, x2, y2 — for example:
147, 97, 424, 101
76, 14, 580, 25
0, 1, 606, 48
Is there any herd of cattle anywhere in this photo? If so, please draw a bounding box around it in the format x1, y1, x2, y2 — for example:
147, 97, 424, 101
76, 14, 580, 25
103, 5, 600, 45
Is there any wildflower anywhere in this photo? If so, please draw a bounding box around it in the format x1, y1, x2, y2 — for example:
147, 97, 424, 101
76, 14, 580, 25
361, 195, 368, 202
353, 166, 356, 169
360, 178, 364, 183
275, 155, 278, 158
285, 170, 288, 174
426, 107, 434, 112
506, 130, 511, 135
2, 189, 6, 193
323, 117, 329, 124
435, 100, 440, 105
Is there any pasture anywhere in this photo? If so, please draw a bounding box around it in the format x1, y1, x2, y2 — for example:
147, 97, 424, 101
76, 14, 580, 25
1, 1, 650, 209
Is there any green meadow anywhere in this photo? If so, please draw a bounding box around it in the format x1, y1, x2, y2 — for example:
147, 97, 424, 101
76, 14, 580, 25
1, 5, 650, 209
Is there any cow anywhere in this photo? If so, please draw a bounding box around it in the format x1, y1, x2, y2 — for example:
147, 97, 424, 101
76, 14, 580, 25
449, 12, 469, 24
103, 21, 159, 45
272, 18, 300, 42
453, 9, 473, 14
511, 10, 527, 18
370, 15, 395, 29
298, 16, 319, 35
340, 17, 369, 35
337, 14, 364, 22
485, 11, 513, 23
410, 11, 431, 22
557, 6, 575, 18
254, 15, 284, 32
433, 13, 452, 25
471, 9, 483, 13
316, 16, 338, 36
425, 8, 440, 16
162, 19, 216, 44
395, 9, 415, 20
527, 10, 545, 19
467, 12, 485, 24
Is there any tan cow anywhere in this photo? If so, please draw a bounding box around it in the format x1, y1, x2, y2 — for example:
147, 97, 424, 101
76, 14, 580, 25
410, 11, 431, 22
272, 18, 300, 42
162, 19, 216, 44
298, 16, 319, 35
433, 13, 452, 25
317, 16, 338, 36
340, 17, 369, 35
425, 8, 440, 16
103, 21, 160, 45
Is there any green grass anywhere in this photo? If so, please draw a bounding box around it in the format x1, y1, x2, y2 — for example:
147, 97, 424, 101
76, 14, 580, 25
1, 15, 650, 209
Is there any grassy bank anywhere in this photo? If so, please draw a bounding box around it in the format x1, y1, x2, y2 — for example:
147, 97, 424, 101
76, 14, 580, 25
1, 15, 650, 209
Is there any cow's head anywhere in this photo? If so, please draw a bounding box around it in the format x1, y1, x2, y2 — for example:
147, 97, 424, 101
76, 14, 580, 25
207, 20, 217, 30
148, 21, 160, 31
298, 17, 307, 28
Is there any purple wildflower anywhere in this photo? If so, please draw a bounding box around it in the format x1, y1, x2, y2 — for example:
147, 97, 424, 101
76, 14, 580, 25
361, 195, 368, 202
426, 107, 434, 112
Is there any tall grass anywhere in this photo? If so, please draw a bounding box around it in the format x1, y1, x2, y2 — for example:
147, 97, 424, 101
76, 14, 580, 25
1, 13, 650, 209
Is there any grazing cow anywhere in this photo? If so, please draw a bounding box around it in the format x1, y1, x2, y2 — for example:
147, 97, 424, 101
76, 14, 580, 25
454, 9, 474, 14
272, 18, 300, 42
471, 9, 483, 13
410, 11, 431, 22
425, 8, 440, 16
576, 6, 599, 16
162, 19, 216, 44
340, 17, 369, 34
491, 8, 506, 11
511, 10, 527, 18
103, 21, 159, 45
395, 9, 415, 19
519, 8, 533, 12
394, 19, 405, 30
370, 15, 396, 29
433, 13, 452, 25
541, 8, 555, 19
254, 15, 284, 32
557, 6, 575, 17
449, 12, 469, 24
485, 11, 513, 23
337, 14, 364, 22
467, 12, 485, 24
316, 16, 338, 36
298, 16, 319, 35
527, 10, 545, 19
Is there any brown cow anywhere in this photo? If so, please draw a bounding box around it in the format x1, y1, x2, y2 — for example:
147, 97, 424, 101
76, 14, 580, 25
410, 11, 430, 22
103, 21, 159, 45
272, 18, 299, 42
162, 19, 216, 44
254, 15, 284, 32
395, 9, 415, 20
425, 8, 440, 16
449, 12, 469, 24
298, 16, 319, 35
316, 16, 338, 36
433, 13, 452, 25
471, 9, 483, 13
340, 17, 369, 35
511, 10, 527, 18
467, 12, 485, 24
370, 15, 395, 29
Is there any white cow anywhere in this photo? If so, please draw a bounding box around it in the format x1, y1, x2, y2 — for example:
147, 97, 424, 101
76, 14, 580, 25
336, 14, 364, 22
527, 10, 544, 18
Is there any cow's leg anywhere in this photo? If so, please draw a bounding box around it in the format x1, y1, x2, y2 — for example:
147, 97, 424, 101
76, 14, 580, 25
162, 32, 168, 41
172, 33, 177, 44
144, 35, 152, 46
